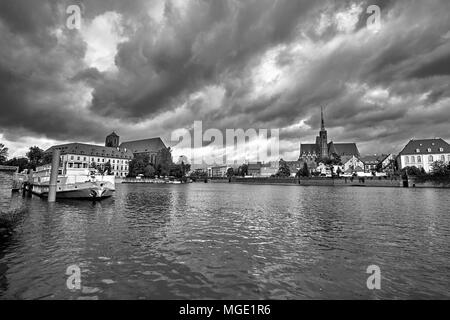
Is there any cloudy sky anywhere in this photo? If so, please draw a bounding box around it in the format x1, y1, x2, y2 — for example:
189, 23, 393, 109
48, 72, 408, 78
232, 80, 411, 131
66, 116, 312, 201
1, 0, 449, 161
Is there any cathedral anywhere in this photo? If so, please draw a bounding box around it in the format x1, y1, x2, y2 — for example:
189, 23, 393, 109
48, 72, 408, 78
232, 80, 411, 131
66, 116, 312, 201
299, 108, 360, 162
105, 132, 168, 164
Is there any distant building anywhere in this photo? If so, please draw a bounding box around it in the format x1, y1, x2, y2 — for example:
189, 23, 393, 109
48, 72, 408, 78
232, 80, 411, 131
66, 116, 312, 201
398, 138, 450, 173
208, 165, 229, 177
106, 132, 168, 163
247, 162, 262, 176
260, 162, 279, 177
341, 155, 364, 173
360, 154, 396, 173
299, 107, 360, 162
105, 132, 120, 148
45, 143, 133, 177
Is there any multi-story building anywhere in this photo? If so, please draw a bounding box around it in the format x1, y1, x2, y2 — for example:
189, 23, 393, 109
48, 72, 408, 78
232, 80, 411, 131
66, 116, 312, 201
208, 165, 229, 177
398, 138, 450, 173
45, 143, 133, 177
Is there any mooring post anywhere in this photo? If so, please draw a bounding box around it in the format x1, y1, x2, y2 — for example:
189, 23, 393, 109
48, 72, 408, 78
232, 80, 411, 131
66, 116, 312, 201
48, 148, 61, 203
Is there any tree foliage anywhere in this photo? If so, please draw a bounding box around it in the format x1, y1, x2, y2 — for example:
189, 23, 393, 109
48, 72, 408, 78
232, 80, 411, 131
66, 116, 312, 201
26, 146, 45, 170
238, 164, 248, 177
0, 143, 8, 164
431, 161, 450, 177
277, 159, 290, 177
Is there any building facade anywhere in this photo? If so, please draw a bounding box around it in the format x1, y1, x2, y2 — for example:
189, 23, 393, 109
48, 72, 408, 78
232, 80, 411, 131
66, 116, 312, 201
398, 138, 450, 173
45, 143, 133, 177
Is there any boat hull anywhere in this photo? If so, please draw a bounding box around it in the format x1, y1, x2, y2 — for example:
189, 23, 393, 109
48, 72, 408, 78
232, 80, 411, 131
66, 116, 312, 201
32, 182, 114, 200
36, 188, 114, 200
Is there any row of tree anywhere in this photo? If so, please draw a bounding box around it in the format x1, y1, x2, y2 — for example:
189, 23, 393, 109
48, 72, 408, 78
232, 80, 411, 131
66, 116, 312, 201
127, 148, 191, 179
0, 144, 51, 172
402, 161, 450, 177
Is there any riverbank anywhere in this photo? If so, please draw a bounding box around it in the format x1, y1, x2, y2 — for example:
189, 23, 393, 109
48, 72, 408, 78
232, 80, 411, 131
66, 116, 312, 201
220, 176, 450, 188
228, 176, 405, 188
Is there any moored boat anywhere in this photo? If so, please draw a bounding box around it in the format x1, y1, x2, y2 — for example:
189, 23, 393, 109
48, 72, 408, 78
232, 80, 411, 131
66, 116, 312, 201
31, 165, 115, 200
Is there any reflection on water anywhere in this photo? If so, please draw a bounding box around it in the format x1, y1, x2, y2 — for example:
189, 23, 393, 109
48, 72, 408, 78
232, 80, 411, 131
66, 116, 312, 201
1, 173, 450, 299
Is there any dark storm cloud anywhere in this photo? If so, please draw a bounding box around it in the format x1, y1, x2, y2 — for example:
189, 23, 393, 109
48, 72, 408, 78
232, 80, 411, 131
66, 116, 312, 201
1, 0, 450, 157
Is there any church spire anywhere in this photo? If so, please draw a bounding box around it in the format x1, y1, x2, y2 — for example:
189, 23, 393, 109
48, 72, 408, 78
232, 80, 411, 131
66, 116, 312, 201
321, 106, 325, 131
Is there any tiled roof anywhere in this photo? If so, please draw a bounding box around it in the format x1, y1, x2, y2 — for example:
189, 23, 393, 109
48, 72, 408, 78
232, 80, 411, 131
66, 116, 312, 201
340, 155, 355, 164
120, 138, 167, 154
45, 143, 133, 159
329, 143, 360, 157
399, 138, 450, 155
360, 155, 382, 164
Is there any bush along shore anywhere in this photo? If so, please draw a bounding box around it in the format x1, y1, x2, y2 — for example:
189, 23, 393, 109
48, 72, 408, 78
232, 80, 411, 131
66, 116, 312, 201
0, 207, 27, 237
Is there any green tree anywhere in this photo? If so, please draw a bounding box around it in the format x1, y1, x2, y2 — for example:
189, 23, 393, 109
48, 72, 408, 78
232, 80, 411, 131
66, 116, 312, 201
431, 161, 450, 177
104, 161, 112, 175
26, 146, 45, 169
277, 159, 290, 177
238, 164, 248, 177
402, 166, 425, 176
128, 155, 149, 177
0, 143, 8, 164
4, 157, 29, 172
155, 148, 173, 177
297, 162, 310, 177
144, 165, 156, 178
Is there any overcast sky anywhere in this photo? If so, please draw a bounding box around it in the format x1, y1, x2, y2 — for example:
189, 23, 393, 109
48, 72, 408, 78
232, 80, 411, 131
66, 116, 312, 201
1, 0, 450, 160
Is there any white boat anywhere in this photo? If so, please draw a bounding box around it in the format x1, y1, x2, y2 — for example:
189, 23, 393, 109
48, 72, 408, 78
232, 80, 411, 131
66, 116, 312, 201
31, 165, 115, 200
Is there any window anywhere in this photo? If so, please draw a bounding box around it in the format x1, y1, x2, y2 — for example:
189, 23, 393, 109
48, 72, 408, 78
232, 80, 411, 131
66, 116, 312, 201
83, 157, 86, 161
428, 155, 433, 162
416, 149, 420, 153
70, 156, 74, 160
441, 155, 445, 161
77, 156, 80, 161
417, 156, 422, 163
439, 148, 444, 152
405, 156, 409, 163
427, 148, 432, 152
411, 157, 415, 164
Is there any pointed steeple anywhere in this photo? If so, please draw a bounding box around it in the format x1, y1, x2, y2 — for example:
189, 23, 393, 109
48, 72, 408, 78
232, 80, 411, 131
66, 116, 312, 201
321, 106, 325, 131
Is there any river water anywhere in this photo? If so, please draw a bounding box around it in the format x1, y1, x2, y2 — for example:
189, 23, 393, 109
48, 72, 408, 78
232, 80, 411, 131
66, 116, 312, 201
0, 172, 449, 299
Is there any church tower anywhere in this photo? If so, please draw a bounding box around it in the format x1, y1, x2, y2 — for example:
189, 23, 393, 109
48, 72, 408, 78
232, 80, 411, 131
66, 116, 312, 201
105, 132, 120, 148
319, 107, 328, 159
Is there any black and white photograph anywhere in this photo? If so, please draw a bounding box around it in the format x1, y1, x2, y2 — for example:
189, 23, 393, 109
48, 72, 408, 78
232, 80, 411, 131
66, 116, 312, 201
0, 0, 449, 306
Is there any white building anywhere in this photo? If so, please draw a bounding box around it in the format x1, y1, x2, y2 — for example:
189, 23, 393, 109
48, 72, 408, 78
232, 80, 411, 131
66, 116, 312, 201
341, 155, 365, 173
398, 138, 450, 173
46, 143, 133, 177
